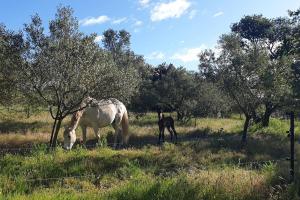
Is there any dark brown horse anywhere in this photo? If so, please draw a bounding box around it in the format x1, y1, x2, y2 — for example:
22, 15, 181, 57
157, 109, 177, 143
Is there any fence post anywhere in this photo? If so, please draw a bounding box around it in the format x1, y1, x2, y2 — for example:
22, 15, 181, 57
289, 111, 295, 183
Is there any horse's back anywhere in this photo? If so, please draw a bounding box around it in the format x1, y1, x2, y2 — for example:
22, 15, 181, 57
80, 98, 126, 128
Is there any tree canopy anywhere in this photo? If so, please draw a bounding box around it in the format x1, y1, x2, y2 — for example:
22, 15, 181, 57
18, 6, 142, 146
0, 5, 299, 147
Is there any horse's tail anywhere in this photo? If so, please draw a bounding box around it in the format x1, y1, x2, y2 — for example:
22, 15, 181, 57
121, 109, 130, 144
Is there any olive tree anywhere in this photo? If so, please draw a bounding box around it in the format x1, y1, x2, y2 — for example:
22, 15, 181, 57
199, 30, 292, 145
231, 15, 293, 126
21, 6, 138, 147
147, 63, 199, 122
0, 24, 24, 107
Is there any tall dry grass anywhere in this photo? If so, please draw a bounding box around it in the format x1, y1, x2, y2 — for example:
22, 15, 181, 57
0, 110, 299, 199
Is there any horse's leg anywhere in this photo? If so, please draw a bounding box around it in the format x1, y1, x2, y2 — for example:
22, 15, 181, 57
161, 126, 165, 143
81, 125, 87, 147
112, 123, 121, 149
158, 121, 165, 144
171, 122, 177, 141
167, 126, 173, 141
112, 113, 123, 149
157, 122, 161, 144
93, 127, 100, 145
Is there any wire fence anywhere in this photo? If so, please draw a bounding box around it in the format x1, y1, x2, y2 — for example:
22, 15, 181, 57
0, 135, 294, 163
1, 157, 288, 184
0, 149, 294, 184
0, 115, 297, 199
0, 165, 279, 200
1, 169, 284, 200
25, 174, 97, 182
0, 134, 297, 186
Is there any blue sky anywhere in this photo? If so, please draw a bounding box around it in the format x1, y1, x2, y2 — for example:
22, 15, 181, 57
0, 0, 299, 71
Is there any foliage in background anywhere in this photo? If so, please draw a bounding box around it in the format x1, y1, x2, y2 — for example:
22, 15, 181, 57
14, 6, 141, 147
199, 14, 295, 145
1, 4, 300, 147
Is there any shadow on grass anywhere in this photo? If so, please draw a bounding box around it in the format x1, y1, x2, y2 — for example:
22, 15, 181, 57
128, 128, 290, 163
80, 127, 289, 160
0, 124, 292, 167
0, 120, 49, 134
49, 128, 293, 182
130, 119, 157, 127
180, 129, 291, 164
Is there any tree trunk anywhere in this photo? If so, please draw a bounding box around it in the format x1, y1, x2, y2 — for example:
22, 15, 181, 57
49, 118, 58, 146
262, 110, 272, 127
50, 118, 63, 148
242, 115, 250, 146
261, 103, 274, 127
49, 105, 61, 147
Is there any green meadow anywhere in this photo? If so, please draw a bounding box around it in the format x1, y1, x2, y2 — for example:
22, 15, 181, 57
0, 109, 299, 200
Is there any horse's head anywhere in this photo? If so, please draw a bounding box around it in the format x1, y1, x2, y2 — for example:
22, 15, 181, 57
63, 127, 76, 150
156, 108, 162, 114
156, 108, 163, 119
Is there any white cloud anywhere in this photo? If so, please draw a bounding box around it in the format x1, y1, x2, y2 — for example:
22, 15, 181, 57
171, 45, 206, 62
132, 19, 143, 32
139, 0, 150, 7
79, 16, 110, 26
150, 0, 191, 22
213, 11, 224, 18
134, 20, 143, 26
146, 51, 165, 60
112, 17, 127, 24
94, 35, 104, 43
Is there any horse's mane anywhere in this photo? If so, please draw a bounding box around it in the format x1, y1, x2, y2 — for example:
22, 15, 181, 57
68, 97, 93, 130
83, 97, 122, 108
68, 110, 83, 131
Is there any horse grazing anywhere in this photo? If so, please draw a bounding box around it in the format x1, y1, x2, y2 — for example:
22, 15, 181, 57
63, 97, 129, 150
157, 109, 177, 143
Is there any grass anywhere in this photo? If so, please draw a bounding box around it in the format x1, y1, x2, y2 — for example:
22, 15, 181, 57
0, 147, 287, 199
0, 171, 273, 200
0, 145, 298, 200
0, 109, 300, 199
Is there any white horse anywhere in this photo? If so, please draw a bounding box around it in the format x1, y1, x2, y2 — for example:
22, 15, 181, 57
63, 97, 129, 150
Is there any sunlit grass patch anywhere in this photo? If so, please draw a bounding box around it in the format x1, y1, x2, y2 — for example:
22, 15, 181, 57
3, 168, 279, 200
0, 111, 299, 199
